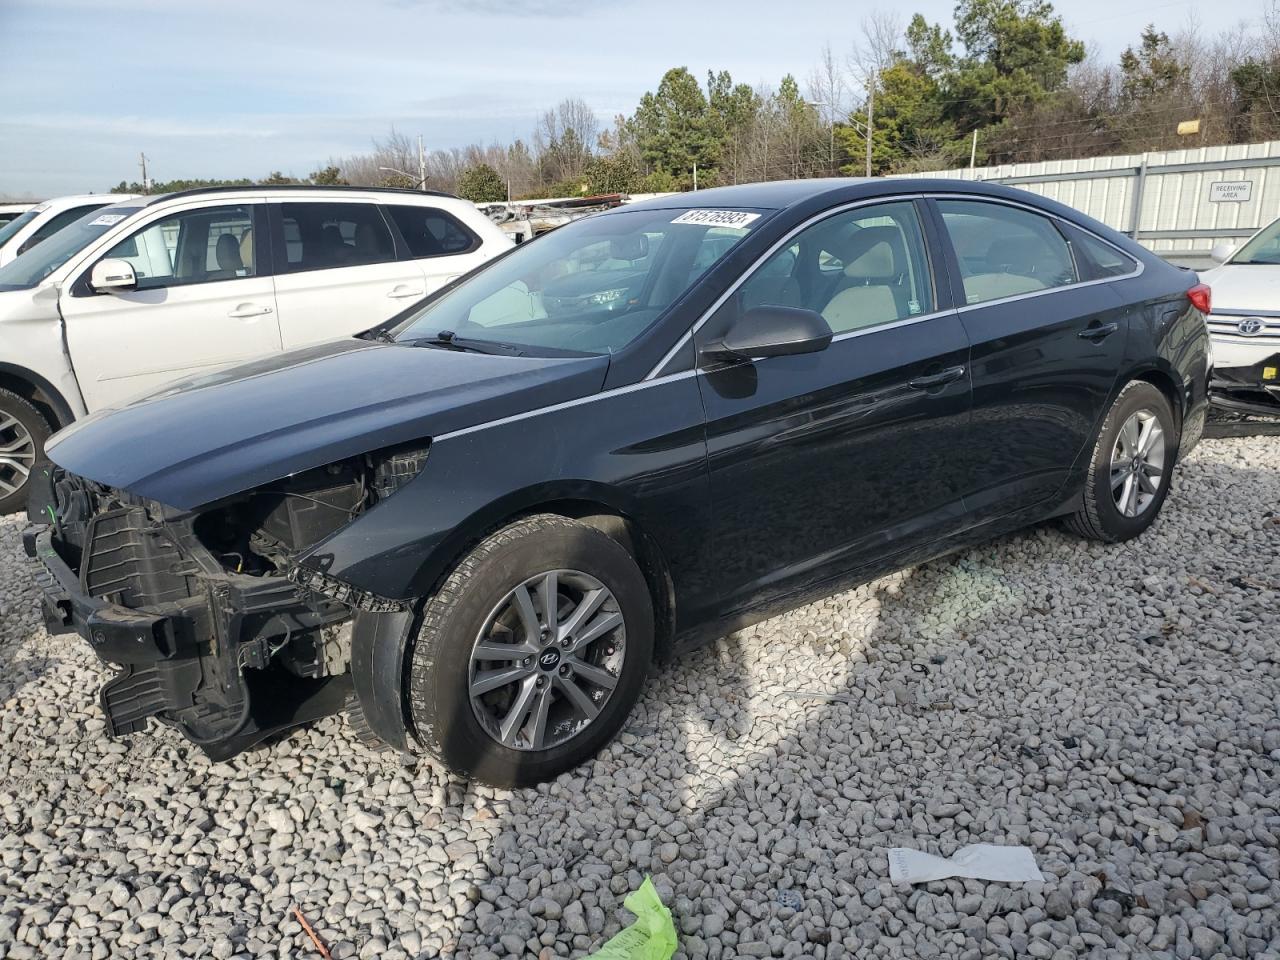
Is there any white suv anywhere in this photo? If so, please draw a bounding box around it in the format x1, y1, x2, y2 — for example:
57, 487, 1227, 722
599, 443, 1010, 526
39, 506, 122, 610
0, 194, 138, 266
0, 185, 512, 510
1201, 219, 1280, 416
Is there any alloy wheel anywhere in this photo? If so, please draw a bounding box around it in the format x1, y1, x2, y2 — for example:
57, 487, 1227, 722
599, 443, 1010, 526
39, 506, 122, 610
0, 413, 35, 498
1110, 408, 1165, 518
468, 569, 626, 752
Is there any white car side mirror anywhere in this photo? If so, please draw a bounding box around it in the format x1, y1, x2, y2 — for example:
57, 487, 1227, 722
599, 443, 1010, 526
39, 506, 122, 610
89, 258, 137, 293
1209, 242, 1235, 265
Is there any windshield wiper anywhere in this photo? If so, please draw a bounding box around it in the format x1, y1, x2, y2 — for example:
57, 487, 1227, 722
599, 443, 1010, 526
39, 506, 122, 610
408, 330, 525, 356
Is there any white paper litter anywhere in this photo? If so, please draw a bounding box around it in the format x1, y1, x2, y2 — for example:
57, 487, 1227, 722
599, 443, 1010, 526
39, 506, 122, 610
888, 844, 1044, 884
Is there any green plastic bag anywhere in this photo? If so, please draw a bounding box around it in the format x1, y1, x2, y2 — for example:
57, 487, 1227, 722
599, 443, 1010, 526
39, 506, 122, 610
585, 876, 678, 960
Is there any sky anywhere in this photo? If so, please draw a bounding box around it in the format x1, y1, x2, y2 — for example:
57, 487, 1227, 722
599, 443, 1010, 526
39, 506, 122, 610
0, 0, 1258, 198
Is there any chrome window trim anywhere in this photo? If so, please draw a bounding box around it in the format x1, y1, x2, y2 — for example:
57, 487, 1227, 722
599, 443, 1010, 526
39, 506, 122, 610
644, 194, 929, 380
829, 308, 954, 343
924, 193, 1145, 312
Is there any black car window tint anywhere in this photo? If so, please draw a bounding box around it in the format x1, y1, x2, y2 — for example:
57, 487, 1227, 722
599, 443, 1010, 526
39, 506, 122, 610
278, 202, 397, 273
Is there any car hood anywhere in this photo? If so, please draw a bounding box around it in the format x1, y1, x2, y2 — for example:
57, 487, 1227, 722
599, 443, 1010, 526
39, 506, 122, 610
1201, 263, 1280, 314
46, 337, 610, 509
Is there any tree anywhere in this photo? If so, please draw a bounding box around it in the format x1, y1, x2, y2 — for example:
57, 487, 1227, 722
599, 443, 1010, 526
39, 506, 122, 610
456, 163, 506, 203
627, 67, 718, 189
309, 165, 348, 185
1121, 26, 1190, 103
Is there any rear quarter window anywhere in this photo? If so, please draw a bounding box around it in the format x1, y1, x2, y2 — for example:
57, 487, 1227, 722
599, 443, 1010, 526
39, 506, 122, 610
386, 204, 481, 259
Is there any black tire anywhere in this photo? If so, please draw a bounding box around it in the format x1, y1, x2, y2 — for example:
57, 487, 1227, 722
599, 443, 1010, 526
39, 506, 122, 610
1064, 380, 1177, 542
0, 388, 52, 515
406, 514, 653, 787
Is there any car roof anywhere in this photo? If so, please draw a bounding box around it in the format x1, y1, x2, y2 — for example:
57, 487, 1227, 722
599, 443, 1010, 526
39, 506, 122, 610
620, 176, 1078, 213
143, 184, 460, 206
36, 193, 136, 209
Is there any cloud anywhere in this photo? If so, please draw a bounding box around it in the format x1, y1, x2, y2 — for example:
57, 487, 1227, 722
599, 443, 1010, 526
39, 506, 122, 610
2, 115, 280, 139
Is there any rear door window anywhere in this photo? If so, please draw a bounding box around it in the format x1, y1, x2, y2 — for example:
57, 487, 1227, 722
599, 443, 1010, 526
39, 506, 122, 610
385, 204, 480, 259
276, 202, 397, 273
937, 200, 1078, 305
1059, 222, 1138, 280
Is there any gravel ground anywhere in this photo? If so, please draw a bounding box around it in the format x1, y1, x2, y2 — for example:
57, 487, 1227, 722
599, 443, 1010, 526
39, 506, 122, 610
1, 436, 1278, 960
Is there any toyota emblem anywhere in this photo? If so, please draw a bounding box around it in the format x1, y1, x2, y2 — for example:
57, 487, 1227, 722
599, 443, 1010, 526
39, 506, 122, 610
1237, 317, 1265, 336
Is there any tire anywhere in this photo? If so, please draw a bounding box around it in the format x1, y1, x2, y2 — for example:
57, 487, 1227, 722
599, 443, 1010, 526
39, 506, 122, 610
0, 388, 51, 515
1064, 381, 1177, 543
406, 514, 654, 787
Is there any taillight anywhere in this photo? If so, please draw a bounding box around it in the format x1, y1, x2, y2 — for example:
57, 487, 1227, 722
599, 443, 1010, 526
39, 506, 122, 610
1187, 283, 1211, 315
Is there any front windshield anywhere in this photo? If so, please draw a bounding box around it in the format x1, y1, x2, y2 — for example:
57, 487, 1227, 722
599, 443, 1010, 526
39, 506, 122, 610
1232, 219, 1280, 265
0, 204, 143, 291
0, 209, 39, 249
392, 206, 767, 355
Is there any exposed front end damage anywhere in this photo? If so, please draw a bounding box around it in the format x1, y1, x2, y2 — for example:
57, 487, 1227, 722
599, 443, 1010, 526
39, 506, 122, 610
23, 443, 428, 759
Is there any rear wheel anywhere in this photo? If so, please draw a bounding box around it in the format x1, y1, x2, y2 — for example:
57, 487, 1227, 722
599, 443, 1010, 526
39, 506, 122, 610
0, 388, 51, 515
1065, 381, 1177, 542
406, 514, 653, 787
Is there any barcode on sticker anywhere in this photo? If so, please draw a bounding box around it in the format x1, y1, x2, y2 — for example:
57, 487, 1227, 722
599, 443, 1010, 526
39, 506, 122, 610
671, 209, 761, 228
89, 214, 126, 227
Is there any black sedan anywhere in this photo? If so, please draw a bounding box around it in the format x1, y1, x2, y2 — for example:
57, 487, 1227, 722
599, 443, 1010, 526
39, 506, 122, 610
26, 178, 1210, 786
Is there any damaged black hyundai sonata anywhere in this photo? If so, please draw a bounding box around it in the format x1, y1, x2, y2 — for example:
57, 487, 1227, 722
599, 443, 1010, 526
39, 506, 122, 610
26, 179, 1209, 786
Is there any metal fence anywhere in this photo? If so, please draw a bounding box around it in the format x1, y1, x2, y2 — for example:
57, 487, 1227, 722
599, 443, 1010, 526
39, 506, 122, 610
898, 139, 1280, 266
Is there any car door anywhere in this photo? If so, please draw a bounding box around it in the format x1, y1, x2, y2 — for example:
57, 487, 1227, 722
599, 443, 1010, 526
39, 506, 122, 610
694, 199, 973, 619
383, 202, 493, 295
929, 198, 1130, 522
60, 199, 280, 411
268, 200, 427, 349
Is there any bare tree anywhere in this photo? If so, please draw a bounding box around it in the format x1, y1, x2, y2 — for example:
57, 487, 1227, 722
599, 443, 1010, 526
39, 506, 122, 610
807, 44, 849, 174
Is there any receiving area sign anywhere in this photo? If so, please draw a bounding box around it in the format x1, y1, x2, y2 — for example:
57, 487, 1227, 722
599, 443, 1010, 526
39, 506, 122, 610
1209, 181, 1253, 202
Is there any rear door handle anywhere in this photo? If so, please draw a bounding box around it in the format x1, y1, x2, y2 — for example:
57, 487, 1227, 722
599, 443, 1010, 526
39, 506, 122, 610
227, 304, 273, 319
387, 285, 425, 299
1078, 321, 1119, 342
908, 365, 966, 390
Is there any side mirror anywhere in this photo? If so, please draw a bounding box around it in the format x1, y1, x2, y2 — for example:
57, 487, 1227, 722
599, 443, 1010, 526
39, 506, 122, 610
702, 305, 833, 363
89, 258, 137, 293
1209, 242, 1235, 265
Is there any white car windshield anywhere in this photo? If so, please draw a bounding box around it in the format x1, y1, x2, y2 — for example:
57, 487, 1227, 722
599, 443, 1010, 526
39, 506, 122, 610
0, 204, 144, 291
392, 206, 767, 356
0, 209, 40, 249
1232, 219, 1280, 265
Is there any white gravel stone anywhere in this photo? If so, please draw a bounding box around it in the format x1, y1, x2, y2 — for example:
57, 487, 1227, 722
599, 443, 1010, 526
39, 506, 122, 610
1, 436, 1278, 958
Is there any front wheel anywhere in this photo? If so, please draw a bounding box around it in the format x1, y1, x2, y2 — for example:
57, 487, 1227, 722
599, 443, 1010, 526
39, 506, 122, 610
1064, 380, 1177, 542
406, 514, 653, 787
0, 388, 51, 515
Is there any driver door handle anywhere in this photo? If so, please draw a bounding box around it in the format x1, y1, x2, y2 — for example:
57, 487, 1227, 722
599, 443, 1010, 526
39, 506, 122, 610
227, 304, 273, 319
387, 285, 425, 299
909, 365, 966, 390
1078, 321, 1119, 342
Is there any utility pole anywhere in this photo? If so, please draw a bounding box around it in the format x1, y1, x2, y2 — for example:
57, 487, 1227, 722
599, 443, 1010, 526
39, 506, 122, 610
969, 130, 978, 180
139, 152, 150, 193
417, 135, 427, 192
693, 162, 698, 191
864, 83, 874, 178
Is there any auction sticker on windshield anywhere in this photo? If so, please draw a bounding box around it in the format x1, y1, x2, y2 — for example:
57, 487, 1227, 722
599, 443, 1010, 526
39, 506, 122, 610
671, 210, 762, 227
88, 214, 127, 227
